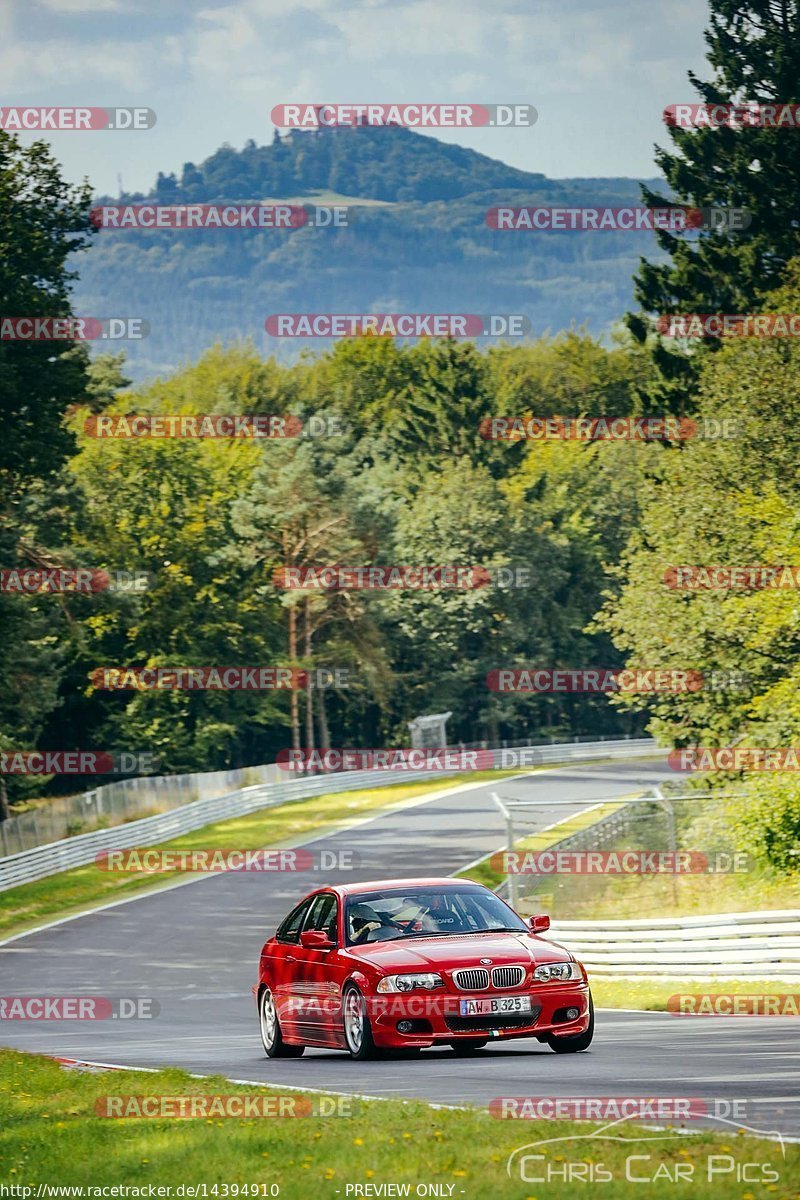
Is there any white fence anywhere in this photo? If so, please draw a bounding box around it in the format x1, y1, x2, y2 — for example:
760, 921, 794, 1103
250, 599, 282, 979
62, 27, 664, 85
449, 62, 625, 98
0, 737, 658, 892
548, 911, 800, 980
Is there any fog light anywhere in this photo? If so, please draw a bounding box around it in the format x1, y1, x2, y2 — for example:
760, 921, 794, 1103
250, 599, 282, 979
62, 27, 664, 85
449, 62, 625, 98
397, 1020, 413, 1033
566, 1007, 580, 1021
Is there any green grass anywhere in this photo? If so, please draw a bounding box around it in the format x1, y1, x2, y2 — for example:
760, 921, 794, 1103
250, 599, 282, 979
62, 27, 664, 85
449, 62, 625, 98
592, 976, 800, 1011
0, 771, 521, 943
1, 1050, 796, 1197
538, 863, 800, 921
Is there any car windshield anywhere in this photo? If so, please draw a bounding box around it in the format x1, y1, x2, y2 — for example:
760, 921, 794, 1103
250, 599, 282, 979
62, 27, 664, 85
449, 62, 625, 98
344, 886, 528, 946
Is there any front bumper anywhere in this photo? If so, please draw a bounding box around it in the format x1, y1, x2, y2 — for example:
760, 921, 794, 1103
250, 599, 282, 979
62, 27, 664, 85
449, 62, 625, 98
367, 983, 591, 1047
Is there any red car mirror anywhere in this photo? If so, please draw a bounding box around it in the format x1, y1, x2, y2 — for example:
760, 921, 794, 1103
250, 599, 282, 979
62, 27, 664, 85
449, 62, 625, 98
300, 929, 335, 949
529, 914, 550, 934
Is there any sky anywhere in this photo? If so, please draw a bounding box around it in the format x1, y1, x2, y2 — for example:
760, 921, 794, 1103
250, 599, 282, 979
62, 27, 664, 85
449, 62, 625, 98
2, 0, 711, 196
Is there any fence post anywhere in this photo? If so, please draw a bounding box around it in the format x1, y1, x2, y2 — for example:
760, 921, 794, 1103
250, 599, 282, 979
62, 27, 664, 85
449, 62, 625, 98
490, 791, 518, 910
652, 786, 678, 906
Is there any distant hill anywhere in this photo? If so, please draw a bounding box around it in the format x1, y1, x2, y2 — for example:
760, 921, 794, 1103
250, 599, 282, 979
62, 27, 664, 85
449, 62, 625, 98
75, 126, 668, 379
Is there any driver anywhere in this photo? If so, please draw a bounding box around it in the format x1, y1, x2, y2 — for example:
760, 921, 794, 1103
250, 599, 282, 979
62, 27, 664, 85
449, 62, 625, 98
417, 892, 458, 933
348, 902, 384, 943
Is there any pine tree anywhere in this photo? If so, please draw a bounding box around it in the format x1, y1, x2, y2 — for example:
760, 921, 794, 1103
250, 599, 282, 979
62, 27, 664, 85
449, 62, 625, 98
628, 0, 800, 409
0, 130, 95, 814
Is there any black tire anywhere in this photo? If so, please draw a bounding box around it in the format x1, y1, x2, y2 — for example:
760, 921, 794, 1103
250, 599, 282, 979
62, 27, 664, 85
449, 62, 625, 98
448, 1040, 488, 1054
545, 995, 594, 1054
259, 987, 304, 1058
342, 984, 378, 1060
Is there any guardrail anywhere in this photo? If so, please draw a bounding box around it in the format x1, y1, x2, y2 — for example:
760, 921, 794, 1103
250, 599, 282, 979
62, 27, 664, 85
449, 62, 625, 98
0, 731, 652, 856
0, 736, 659, 892
0, 763, 285, 857
547, 910, 800, 980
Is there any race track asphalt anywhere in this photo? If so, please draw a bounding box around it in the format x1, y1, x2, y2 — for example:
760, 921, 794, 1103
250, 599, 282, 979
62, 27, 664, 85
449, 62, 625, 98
1, 758, 797, 1140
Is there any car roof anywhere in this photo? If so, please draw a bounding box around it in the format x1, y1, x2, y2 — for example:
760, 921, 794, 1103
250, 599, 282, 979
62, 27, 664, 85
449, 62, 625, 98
327, 877, 488, 898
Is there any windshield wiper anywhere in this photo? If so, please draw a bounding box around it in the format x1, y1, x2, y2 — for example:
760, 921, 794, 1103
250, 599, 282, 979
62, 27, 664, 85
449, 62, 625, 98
399, 927, 525, 939
454, 926, 524, 934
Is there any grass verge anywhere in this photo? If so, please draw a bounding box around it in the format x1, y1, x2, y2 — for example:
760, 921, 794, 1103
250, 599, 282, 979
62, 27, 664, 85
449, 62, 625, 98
541, 865, 800, 921
0, 1050, 796, 1198
591, 976, 800, 1011
0, 770, 520, 943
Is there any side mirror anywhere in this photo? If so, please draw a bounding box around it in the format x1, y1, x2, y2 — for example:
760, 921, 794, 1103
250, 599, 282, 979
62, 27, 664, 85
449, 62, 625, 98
529, 914, 550, 934
300, 929, 335, 949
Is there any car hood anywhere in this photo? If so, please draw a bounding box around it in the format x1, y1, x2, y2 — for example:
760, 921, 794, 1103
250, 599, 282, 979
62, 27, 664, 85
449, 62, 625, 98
346, 931, 572, 971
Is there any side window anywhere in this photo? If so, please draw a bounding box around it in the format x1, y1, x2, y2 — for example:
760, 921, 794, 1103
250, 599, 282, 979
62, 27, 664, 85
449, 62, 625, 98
276, 898, 313, 945
304, 893, 338, 942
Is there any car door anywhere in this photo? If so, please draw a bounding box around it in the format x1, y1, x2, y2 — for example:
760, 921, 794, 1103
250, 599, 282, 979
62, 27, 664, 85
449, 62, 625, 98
267, 896, 314, 1033
290, 891, 344, 1046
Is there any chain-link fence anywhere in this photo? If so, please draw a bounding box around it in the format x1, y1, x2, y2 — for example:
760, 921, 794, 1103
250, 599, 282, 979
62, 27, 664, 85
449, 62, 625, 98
491, 784, 750, 914
0, 763, 283, 857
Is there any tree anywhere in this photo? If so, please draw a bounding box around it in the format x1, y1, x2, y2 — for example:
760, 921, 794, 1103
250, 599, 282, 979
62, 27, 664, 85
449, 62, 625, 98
0, 130, 95, 815
227, 423, 393, 752
65, 346, 292, 773
599, 263, 800, 750
373, 339, 502, 473
629, 0, 800, 408
0, 131, 95, 495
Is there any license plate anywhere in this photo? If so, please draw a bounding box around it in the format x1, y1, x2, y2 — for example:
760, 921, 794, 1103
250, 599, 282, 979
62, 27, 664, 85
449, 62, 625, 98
459, 994, 532, 1016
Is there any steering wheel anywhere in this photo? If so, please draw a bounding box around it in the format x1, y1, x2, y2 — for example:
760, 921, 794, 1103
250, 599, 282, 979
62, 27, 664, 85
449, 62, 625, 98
398, 908, 427, 937
352, 917, 405, 945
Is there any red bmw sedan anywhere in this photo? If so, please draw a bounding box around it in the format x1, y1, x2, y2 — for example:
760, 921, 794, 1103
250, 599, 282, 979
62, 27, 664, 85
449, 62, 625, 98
255, 877, 593, 1059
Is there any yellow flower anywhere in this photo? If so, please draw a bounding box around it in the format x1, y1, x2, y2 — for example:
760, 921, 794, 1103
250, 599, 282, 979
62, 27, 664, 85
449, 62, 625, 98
452, 1171, 466, 1178
353, 1138, 364, 1146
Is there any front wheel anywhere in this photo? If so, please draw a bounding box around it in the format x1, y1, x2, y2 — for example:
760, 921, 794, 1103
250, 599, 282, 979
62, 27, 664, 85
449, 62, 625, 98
260, 987, 304, 1058
342, 985, 378, 1060
545, 995, 594, 1054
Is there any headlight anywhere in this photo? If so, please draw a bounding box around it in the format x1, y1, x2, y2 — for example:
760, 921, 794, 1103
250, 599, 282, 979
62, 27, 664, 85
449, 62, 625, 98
376, 973, 444, 993
533, 961, 582, 982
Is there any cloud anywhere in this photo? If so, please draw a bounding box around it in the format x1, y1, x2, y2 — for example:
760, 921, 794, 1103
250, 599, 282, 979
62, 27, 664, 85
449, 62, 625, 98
0, 0, 711, 194
38, 0, 124, 11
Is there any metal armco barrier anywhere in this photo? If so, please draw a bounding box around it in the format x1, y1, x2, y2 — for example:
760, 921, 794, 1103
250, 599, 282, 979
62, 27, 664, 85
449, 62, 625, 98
0, 737, 658, 892
548, 910, 800, 980
0, 762, 284, 857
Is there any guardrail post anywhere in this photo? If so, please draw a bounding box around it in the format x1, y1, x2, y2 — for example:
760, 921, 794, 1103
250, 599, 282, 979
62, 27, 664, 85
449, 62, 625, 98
491, 791, 518, 910
652, 785, 678, 906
